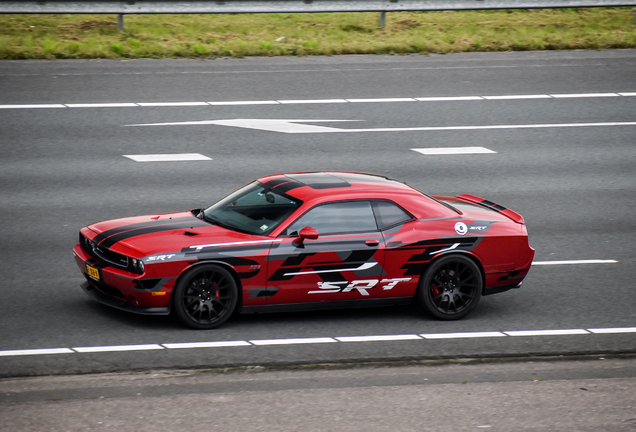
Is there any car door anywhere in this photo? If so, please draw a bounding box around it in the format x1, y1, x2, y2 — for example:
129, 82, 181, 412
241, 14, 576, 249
265, 200, 388, 305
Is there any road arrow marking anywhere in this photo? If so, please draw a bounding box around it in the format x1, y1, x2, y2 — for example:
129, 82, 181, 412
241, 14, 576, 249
126, 118, 636, 134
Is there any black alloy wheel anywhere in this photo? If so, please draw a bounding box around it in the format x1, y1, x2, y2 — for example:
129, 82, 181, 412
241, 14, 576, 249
418, 255, 482, 320
173, 264, 238, 329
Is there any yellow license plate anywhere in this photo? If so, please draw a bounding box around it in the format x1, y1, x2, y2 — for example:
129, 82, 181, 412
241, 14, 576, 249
86, 264, 100, 280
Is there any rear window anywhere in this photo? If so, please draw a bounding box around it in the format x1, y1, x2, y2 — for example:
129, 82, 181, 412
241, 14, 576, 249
371, 201, 413, 230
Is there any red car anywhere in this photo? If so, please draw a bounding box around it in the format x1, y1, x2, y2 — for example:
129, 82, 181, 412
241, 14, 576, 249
73, 172, 534, 329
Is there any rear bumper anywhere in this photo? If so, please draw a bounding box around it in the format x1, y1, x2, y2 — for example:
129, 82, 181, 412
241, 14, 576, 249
483, 281, 523, 296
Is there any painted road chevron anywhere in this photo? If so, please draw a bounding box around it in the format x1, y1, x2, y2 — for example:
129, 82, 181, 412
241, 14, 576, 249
126, 118, 636, 133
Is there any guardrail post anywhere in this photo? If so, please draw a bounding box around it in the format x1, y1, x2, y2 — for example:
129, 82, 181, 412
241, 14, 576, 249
117, 13, 124, 32
379, 11, 386, 28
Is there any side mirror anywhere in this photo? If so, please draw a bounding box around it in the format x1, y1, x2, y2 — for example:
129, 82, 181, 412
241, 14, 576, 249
295, 227, 319, 245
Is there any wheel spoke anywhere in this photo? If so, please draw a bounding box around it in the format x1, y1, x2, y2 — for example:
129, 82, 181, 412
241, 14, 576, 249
426, 260, 481, 316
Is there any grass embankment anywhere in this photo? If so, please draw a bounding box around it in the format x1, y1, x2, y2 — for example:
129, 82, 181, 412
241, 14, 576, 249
0, 8, 635, 59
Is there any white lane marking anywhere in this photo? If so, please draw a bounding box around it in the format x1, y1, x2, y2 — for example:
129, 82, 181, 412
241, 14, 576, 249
588, 327, 636, 334
0, 348, 74, 357
416, 96, 483, 101
123, 153, 212, 162
412, 147, 497, 155
72, 344, 164, 353
137, 102, 209, 107
336, 334, 422, 342
482, 95, 552, 100
162, 341, 252, 349
347, 98, 417, 103
127, 119, 356, 133
66, 103, 138, 108
550, 93, 620, 98
2, 92, 634, 110
3, 326, 635, 357
249, 337, 337, 346
532, 260, 618, 266
421, 332, 506, 339
0, 104, 66, 109
127, 118, 636, 134
504, 329, 590, 336
278, 99, 348, 104
208, 100, 279, 105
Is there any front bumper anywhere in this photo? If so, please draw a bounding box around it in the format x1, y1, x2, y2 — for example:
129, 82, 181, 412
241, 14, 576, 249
73, 244, 172, 315
80, 281, 169, 315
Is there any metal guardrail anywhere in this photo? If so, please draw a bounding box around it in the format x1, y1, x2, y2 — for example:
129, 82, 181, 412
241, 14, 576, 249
2, 0, 636, 14
2, 1, 635, 31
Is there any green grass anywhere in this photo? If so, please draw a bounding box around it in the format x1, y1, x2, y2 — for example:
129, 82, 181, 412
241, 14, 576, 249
0, 8, 635, 59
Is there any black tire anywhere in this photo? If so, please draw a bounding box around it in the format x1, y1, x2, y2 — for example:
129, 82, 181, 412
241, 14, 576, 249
417, 255, 483, 320
173, 264, 238, 329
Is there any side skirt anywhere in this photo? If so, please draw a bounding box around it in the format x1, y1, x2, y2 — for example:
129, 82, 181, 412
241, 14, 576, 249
240, 297, 412, 314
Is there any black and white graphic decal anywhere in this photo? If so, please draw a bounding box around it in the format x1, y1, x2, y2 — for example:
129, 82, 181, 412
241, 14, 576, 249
309, 278, 411, 296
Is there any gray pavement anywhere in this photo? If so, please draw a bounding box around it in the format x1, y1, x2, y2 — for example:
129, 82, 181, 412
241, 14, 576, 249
0, 50, 635, 377
2, 357, 636, 431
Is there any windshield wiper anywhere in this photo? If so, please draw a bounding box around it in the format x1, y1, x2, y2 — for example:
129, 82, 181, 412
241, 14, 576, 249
203, 214, 236, 231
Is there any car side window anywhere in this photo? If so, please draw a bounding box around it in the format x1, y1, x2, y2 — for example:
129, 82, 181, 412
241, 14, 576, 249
372, 200, 414, 230
286, 201, 378, 236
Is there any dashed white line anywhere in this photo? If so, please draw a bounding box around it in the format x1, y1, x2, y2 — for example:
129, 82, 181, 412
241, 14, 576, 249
504, 329, 590, 337
123, 153, 212, 162
550, 93, 620, 98
66, 103, 138, 108
336, 335, 422, 342
249, 337, 337, 346
347, 97, 416, 103
1, 92, 634, 109
137, 102, 209, 107
416, 96, 483, 101
162, 341, 251, 349
72, 344, 164, 353
208, 100, 279, 106
532, 260, 618, 266
278, 99, 348, 104
588, 327, 636, 334
412, 147, 497, 155
2, 326, 634, 357
482, 94, 552, 100
0, 348, 74, 356
421, 332, 506, 339
0, 104, 65, 109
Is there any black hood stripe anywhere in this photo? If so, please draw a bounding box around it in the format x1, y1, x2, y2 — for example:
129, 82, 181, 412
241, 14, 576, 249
100, 222, 206, 249
96, 219, 207, 249
92, 216, 197, 244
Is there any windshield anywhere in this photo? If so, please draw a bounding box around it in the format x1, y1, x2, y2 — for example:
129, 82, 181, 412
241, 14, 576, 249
203, 182, 303, 235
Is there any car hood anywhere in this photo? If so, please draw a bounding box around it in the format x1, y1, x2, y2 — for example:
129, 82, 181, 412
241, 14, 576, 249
86, 211, 271, 256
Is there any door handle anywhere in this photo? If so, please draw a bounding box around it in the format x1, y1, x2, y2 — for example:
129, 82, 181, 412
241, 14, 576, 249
365, 239, 380, 246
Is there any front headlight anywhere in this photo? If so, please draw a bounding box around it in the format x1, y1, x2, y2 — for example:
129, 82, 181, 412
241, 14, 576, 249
131, 258, 145, 274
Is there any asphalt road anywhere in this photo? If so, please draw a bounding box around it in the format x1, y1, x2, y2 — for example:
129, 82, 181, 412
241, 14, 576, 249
0, 50, 635, 377
2, 357, 636, 432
